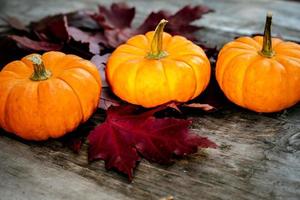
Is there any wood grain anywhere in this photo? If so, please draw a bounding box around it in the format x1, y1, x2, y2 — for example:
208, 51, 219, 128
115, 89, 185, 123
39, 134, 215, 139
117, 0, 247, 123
0, 0, 299, 199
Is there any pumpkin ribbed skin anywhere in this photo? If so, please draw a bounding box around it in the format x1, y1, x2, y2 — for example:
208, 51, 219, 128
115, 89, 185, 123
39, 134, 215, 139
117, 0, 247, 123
0, 51, 101, 140
216, 36, 300, 113
106, 31, 211, 108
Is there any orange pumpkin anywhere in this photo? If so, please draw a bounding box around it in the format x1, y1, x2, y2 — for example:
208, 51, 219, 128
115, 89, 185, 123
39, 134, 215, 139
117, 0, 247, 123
0, 51, 101, 140
216, 13, 300, 112
106, 19, 211, 108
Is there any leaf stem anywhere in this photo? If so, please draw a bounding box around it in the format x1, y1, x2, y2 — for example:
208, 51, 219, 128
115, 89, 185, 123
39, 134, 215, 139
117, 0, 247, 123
146, 19, 168, 59
28, 54, 52, 81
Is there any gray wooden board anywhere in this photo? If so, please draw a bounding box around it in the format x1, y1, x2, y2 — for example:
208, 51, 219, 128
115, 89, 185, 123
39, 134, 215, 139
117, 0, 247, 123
0, 0, 300, 199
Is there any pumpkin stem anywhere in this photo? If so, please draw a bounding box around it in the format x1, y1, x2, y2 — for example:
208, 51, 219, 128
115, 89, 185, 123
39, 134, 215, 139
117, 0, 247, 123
260, 12, 274, 58
146, 19, 168, 59
28, 54, 52, 81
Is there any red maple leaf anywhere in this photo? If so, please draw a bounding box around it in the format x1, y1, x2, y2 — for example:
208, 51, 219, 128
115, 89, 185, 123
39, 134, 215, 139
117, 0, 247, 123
68, 27, 106, 54
94, 3, 135, 30
30, 14, 70, 41
136, 5, 213, 41
91, 3, 213, 48
88, 105, 217, 180
8, 35, 63, 51
90, 53, 110, 87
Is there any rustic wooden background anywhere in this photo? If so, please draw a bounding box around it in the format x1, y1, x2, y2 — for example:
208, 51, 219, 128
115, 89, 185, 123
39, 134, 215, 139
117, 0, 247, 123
0, 0, 300, 200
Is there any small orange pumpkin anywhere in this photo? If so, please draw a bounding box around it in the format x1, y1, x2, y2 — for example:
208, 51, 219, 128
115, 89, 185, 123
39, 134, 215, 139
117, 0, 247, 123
216, 13, 300, 112
106, 19, 211, 108
0, 51, 101, 140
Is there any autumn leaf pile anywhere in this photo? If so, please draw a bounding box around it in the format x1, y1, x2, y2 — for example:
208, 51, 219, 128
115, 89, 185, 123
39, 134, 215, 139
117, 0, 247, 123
0, 3, 220, 180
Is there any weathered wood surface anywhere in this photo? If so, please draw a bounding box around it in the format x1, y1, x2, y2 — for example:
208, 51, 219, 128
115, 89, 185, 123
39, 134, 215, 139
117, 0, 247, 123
0, 0, 300, 200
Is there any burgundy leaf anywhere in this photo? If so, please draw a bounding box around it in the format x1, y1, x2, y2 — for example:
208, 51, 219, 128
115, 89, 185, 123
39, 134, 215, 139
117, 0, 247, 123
103, 28, 133, 48
168, 5, 212, 25
91, 3, 135, 48
66, 10, 100, 30
90, 53, 110, 86
68, 26, 106, 54
88, 120, 139, 179
135, 11, 170, 34
8, 35, 62, 51
98, 87, 121, 110
88, 105, 216, 180
30, 14, 69, 41
94, 3, 135, 29
136, 5, 213, 41
166, 5, 213, 41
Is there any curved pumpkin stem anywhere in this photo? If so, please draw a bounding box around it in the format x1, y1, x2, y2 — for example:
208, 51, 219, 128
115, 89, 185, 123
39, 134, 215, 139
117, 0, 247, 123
260, 12, 274, 58
146, 19, 169, 59
28, 54, 52, 81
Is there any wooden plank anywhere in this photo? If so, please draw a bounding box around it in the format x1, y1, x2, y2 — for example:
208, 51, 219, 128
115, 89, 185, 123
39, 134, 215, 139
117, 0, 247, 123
1, 104, 299, 199
0, 135, 131, 200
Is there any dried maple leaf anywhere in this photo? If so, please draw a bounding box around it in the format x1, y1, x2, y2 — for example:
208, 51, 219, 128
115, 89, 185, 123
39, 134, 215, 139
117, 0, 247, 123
136, 5, 213, 41
88, 105, 217, 180
91, 3, 135, 48
8, 13, 104, 55
103, 28, 133, 49
8, 35, 63, 51
68, 27, 106, 54
135, 11, 170, 35
90, 53, 110, 87
182, 103, 216, 112
92, 3, 213, 48
5, 15, 69, 54
32, 14, 103, 54
31, 14, 69, 42
98, 87, 121, 110
94, 3, 135, 30
164, 5, 213, 41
